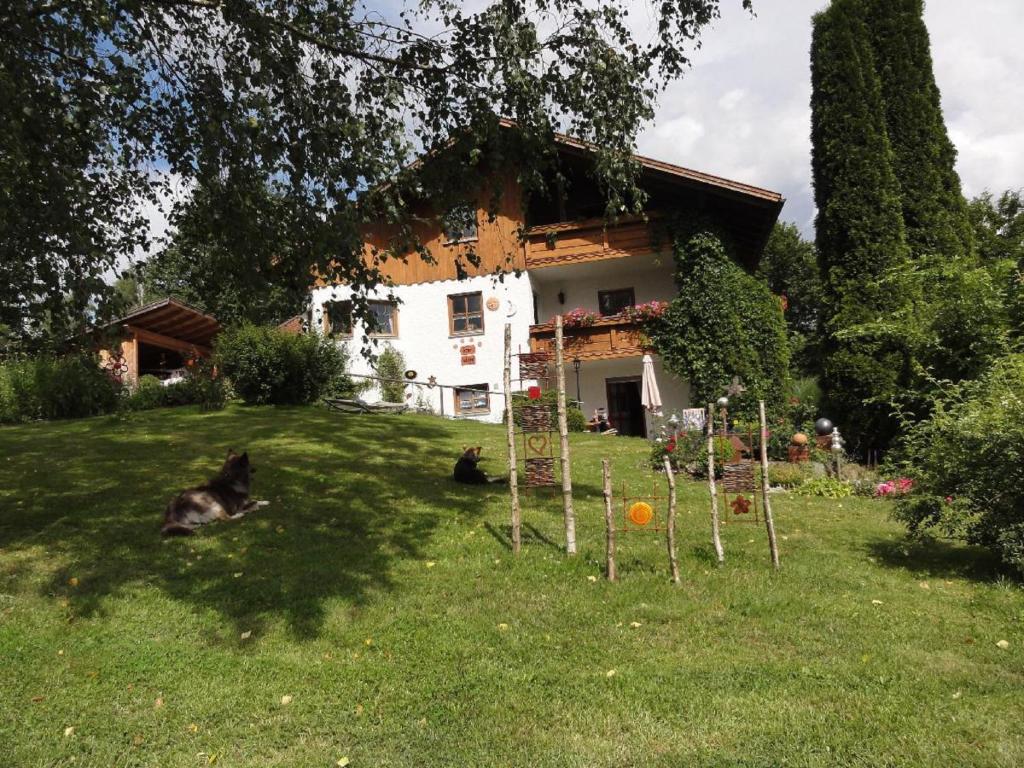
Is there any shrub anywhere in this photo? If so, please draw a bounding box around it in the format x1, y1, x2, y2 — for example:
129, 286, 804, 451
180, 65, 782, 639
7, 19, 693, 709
795, 476, 853, 498
0, 354, 119, 422
891, 355, 1024, 575
123, 375, 166, 411
215, 323, 344, 405
768, 464, 805, 489
374, 344, 406, 403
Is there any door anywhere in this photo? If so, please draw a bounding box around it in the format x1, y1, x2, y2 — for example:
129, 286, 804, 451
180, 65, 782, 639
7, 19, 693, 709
605, 377, 646, 438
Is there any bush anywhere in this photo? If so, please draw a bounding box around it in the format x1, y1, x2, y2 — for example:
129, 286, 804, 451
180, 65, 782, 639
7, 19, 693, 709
215, 324, 344, 405
123, 375, 166, 411
891, 355, 1024, 575
374, 344, 406, 403
508, 390, 585, 433
795, 477, 853, 498
0, 354, 119, 422
768, 464, 805, 489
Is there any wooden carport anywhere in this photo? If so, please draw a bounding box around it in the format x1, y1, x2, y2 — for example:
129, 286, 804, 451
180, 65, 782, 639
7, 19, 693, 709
101, 298, 222, 385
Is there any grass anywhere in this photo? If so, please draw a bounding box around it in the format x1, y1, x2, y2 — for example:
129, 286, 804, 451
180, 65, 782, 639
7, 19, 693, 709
1, 405, 1022, 767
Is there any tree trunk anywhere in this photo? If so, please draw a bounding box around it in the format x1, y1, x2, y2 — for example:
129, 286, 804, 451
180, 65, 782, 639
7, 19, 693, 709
663, 456, 680, 584
554, 315, 577, 555
603, 459, 616, 581
759, 399, 781, 569
504, 324, 521, 555
707, 403, 725, 564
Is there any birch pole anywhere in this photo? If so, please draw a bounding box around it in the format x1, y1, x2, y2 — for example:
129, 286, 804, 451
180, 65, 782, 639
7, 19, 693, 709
602, 459, 616, 581
707, 403, 725, 564
758, 399, 781, 569
663, 456, 680, 584
554, 315, 577, 555
503, 324, 521, 555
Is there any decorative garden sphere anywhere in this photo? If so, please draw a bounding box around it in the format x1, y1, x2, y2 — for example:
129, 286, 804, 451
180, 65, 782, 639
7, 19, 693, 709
791, 432, 809, 446
716, 396, 729, 409
814, 418, 834, 436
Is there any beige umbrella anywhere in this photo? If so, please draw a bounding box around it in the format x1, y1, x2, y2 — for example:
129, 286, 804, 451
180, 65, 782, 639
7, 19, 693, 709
641, 354, 663, 416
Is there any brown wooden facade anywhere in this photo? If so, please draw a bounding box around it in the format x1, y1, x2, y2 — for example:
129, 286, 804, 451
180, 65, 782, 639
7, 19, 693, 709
527, 316, 649, 361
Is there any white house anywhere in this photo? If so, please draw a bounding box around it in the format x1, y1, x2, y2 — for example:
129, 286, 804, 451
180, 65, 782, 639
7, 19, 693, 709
308, 132, 783, 437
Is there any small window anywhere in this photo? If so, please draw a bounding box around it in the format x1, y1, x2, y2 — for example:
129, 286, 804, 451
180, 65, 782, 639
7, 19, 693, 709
367, 300, 398, 337
598, 288, 636, 317
325, 300, 353, 336
449, 292, 484, 335
454, 383, 490, 415
443, 204, 478, 244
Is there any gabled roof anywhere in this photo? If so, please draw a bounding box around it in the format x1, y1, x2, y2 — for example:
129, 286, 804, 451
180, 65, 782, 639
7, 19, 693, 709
109, 297, 222, 347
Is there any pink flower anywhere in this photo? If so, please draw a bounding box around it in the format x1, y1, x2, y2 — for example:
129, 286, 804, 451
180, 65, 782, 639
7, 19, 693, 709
945, 496, 953, 504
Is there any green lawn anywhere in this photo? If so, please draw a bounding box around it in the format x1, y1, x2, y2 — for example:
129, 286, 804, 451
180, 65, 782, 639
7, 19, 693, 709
1, 405, 1021, 767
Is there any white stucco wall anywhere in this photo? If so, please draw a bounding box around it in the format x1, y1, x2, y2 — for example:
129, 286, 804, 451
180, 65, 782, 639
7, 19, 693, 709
310, 273, 535, 422
571, 355, 690, 438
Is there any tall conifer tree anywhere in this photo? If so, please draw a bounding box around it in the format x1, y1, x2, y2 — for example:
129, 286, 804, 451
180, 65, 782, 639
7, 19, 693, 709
810, 0, 913, 451
864, 0, 973, 259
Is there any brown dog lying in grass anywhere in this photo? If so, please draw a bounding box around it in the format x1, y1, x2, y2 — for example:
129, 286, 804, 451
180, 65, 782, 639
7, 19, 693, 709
161, 450, 269, 536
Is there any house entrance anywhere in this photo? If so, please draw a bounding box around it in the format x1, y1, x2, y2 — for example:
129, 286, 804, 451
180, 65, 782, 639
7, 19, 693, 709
605, 377, 646, 438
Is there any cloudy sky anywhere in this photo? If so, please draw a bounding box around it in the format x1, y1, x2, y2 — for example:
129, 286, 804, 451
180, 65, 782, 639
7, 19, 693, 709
637, 0, 1024, 235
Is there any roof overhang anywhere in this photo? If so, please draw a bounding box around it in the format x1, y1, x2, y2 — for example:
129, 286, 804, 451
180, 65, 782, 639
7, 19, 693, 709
108, 297, 222, 348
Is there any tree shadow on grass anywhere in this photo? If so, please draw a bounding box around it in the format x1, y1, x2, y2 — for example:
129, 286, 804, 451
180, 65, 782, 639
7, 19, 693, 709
863, 535, 1016, 583
0, 406, 512, 640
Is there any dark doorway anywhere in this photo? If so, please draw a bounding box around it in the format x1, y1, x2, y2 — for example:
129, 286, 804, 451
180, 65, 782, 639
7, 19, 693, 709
605, 377, 646, 438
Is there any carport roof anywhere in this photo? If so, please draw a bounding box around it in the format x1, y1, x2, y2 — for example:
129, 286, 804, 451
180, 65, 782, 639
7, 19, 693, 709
111, 297, 222, 348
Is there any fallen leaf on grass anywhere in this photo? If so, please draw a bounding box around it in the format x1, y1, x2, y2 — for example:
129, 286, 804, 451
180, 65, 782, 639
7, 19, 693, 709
497, 623, 509, 631
364, 638, 373, 646
605, 669, 616, 678
587, 575, 597, 582
280, 695, 293, 705
63, 726, 75, 738
871, 600, 883, 606
240, 631, 252, 640
952, 691, 962, 699
67, 577, 79, 587
276, 526, 285, 534
919, 582, 930, 590
31, 695, 44, 703
336, 759, 351, 767
996, 639, 1010, 650
355, 704, 364, 716
57, 649, 64, 656
154, 697, 164, 708
188, 723, 199, 733
132, 734, 144, 746
629, 622, 642, 628
233, 572, 243, 579
425, 561, 436, 568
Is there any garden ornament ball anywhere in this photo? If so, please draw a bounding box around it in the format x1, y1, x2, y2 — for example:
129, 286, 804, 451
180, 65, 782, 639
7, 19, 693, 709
815, 417, 833, 436
716, 396, 729, 409
791, 432, 809, 446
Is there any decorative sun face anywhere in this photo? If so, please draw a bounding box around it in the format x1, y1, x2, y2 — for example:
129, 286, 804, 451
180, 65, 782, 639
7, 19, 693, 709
628, 502, 653, 526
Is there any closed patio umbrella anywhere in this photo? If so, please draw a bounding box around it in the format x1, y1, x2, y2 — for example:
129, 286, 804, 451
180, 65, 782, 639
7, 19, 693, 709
641, 354, 663, 417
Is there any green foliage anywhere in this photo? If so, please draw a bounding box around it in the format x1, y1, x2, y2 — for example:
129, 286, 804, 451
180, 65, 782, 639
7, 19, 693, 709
2, 0, 742, 351
140, 178, 311, 327
785, 376, 822, 427
767, 464, 805, 489
374, 345, 407, 403
509, 391, 585, 433
795, 476, 853, 498
0, 355, 119, 422
647, 228, 790, 424
215, 325, 344, 405
123, 375, 167, 411
862, 0, 974, 261
758, 223, 822, 375
968, 190, 1024, 340
811, 0, 914, 453
121, 364, 226, 413
891, 354, 1024, 575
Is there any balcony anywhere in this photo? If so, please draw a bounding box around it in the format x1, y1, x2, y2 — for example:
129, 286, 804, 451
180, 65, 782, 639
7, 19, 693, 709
528, 316, 649, 361
524, 215, 659, 270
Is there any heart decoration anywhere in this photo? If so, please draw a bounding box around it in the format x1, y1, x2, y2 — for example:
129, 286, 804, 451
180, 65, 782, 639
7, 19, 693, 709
526, 434, 549, 457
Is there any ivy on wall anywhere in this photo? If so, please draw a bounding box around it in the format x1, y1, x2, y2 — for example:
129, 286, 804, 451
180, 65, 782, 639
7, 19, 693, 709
646, 226, 790, 423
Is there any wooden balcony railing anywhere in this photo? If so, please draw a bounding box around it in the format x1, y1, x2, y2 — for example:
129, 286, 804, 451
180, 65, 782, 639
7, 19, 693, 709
524, 215, 659, 269
528, 316, 649, 361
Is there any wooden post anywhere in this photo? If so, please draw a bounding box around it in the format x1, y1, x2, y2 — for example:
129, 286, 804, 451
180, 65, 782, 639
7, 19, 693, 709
554, 315, 577, 555
504, 325, 521, 555
663, 456, 680, 584
758, 400, 781, 569
707, 403, 725, 564
603, 459, 616, 581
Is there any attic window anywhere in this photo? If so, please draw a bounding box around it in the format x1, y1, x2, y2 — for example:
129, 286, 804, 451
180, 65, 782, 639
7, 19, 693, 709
443, 204, 478, 244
